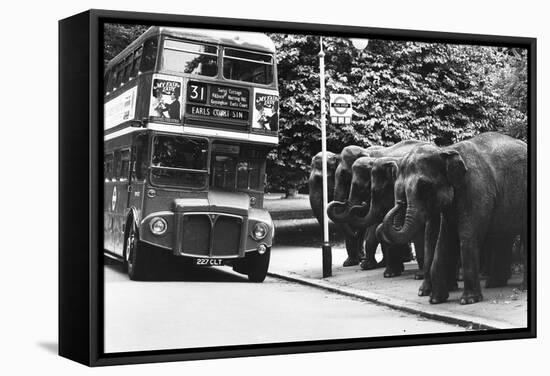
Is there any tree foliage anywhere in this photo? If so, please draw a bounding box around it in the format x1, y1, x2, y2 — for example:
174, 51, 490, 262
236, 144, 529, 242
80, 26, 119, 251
103, 24, 149, 66
102, 25, 527, 194
266, 34, 527, 193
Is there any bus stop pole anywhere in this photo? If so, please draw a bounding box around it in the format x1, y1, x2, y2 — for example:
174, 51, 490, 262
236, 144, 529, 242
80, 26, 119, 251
319, 36, 332, 278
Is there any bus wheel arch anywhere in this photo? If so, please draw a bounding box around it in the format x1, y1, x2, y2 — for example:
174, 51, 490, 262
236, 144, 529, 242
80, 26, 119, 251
124, 210, 148, 280
122, 209, 139, 262
246, 247, 271, 283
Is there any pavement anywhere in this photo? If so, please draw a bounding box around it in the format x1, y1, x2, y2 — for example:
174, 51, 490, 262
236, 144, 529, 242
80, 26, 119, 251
265, 194, 528, 330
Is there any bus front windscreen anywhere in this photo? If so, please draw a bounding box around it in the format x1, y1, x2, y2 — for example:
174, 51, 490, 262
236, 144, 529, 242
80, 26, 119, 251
150, 135, 209, 189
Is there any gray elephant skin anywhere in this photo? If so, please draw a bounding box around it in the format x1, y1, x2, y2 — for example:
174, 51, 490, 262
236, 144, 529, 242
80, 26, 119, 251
347, 155, 427, 279
327, 140, 425, 276
308, 151, 374, 266
381, 132, 527, 305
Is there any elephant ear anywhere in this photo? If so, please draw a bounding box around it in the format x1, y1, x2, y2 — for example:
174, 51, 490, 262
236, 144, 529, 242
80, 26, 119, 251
380, 160, 398, 181
441, 150, 467, 187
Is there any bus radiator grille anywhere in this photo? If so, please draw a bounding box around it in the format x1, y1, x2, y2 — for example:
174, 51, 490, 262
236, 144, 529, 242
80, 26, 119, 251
212, 216, 242, 256
180, 214, 242, 256
181, 215, 211, 256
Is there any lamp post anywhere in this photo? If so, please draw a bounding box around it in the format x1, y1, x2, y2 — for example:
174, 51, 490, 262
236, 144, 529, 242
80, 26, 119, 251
318, 36, 331, 278
319, 36, 369, 278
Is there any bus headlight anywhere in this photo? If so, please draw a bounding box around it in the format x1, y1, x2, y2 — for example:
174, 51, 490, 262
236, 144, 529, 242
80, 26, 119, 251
252, 222, 268, 240
150, 217, 167, 235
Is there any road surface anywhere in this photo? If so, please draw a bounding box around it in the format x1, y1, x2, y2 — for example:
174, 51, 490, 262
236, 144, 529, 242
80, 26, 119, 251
104, 259, 464, 353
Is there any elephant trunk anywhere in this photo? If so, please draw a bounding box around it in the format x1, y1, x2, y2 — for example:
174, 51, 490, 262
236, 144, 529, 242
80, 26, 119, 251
347, 202, 377, 228
382, 200, 422, 244
340, 223, 357, 237
327, 201, 351, 223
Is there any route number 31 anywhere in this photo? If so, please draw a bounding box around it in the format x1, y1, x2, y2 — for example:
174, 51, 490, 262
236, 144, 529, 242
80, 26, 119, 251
187, 82, 207, 104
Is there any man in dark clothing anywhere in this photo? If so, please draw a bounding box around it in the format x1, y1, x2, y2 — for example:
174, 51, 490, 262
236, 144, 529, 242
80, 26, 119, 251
166, 92, 181, 120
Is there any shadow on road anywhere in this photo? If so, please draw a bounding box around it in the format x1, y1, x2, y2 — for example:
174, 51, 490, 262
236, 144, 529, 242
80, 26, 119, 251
105, 257, 249, 283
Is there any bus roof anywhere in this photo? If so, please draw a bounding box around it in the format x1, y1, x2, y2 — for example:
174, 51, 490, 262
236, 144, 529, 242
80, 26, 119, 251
106, 26, 276, 69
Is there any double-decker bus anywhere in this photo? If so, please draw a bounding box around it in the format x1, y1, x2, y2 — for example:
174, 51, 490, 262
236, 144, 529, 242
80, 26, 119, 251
103, 27, 279, 281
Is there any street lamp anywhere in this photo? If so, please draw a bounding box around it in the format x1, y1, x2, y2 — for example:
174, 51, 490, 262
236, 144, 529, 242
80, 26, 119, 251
350, 38, 369, 50
318, 36, 369, 278
318, 36, 331, 278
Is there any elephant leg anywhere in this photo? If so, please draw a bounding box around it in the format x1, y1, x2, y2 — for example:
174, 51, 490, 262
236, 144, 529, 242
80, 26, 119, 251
459, 239, 483, 305
479, 234, 493, 278
343, 230, 365, 267
378, 242, 388, 268
413, 229, 425, 280
429, 213, 456, 304
360, 225, 380, 270
383, 243, 406, 278
486, 234, 513, 288
418, 214, 440, 297
445, 225, 460, 292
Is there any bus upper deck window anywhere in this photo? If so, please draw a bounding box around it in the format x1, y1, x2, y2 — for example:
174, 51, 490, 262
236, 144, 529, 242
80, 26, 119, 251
114, 62, 124, 88
140, 37, 158, 72
130, 46, 143, 78
223, 48, 273, 85
162, 39, 218, 77
103, 70, 111, 94
121, 55, 132, 84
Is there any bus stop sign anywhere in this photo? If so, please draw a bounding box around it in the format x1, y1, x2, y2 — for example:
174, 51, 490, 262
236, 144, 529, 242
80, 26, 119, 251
329, 94, 352, 124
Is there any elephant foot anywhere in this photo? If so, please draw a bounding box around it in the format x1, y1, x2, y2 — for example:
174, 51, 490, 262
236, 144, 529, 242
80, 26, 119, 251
414, 269, 424, 280
429, 290, 449, 304
360, 258, 379, 270
343, 257, 360, 267
460, 291, 483, 305
418, 280, 431, 296
383, 263, 404, 278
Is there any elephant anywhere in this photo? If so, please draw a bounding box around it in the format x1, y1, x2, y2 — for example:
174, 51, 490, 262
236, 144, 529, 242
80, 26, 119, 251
324, 145, 387, 267
327, 140, 427, 276
381, 132, 527, 305
346, 156, 426, 279
308, 151, 374, 267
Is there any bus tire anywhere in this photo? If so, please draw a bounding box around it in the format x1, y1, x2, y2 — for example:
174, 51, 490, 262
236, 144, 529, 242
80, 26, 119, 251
246, 248, 270, 283
125, 222, 148, 281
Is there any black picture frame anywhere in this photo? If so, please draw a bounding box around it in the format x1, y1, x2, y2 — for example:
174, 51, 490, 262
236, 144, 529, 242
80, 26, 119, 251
59, 9, 536, 367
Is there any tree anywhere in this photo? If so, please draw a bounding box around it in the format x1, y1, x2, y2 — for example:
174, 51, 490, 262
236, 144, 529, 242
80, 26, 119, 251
103, 24, 148, 66
267, 35, 528, 193
101, 25, 527, 192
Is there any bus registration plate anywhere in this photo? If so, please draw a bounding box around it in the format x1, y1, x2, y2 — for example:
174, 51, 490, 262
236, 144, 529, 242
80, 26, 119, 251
194, 258, 224, 266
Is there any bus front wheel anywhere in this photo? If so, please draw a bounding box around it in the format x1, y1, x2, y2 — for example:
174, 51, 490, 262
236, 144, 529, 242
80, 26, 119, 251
125, 223, 148, 281
246, 248, 271, 283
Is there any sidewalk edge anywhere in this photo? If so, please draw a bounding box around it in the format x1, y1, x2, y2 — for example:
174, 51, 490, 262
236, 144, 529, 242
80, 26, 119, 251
268, 270, 520, 330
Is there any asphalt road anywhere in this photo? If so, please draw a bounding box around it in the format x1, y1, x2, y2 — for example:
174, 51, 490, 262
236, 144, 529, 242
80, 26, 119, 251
104, 258, 464, 353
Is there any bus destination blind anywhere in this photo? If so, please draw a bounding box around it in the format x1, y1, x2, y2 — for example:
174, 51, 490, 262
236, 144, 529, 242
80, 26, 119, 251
186, 81, 249, 122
